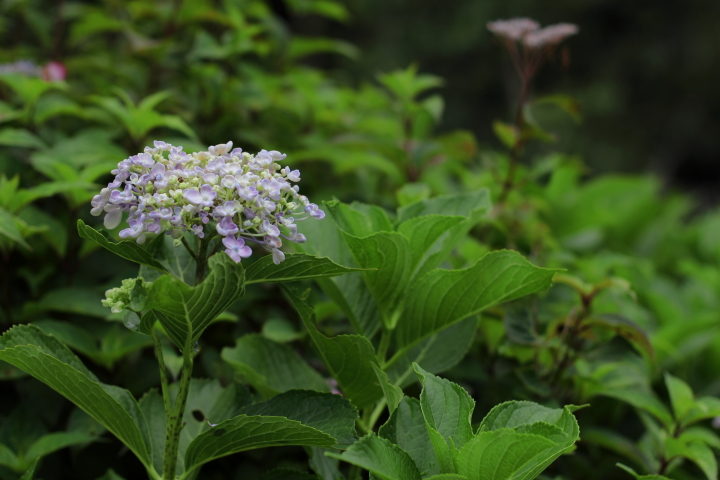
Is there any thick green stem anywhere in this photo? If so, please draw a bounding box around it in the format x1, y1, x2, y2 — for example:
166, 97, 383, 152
152, 329, 172, 416
162, 338, 194, 479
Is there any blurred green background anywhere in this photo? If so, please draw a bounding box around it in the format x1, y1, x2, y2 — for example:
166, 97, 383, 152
297, 0, 720, 202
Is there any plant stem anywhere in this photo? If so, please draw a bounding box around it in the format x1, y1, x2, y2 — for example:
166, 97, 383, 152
377, 328, 391, 364
194, 238, 209, 285
152, 329, 172, 415
367, 398, 388, 432
162, 337, 194, 480
181, 237, 198, 262
498, 76, 531, 205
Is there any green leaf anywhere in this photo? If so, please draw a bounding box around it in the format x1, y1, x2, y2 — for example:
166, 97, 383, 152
95, 469, 127, 480
341, 231, 412, 330
396, 183, 431, 207
397, 191, 491, 223
238, 390, 358, 448
394, 251, 557, 353
0, 443, 19, 469
308, 447, 344, 480
145, 254, 244, 348
679, 427, 720, 450
491, 121, 519, 149
183, 416, 335, 475
665, 437, 717, 480
245, 253, 361, 285
372, 364, 404, 415
414, 364, 474, 451
387, 317, 476, 389
77, 220, 169, 273
12, 181, 96, 213
326, 433, 422, 480
617, 463, 671, 479
262, 318, 304, 343
283, 287, 383, 409
585, 314, 654, 359
456, 429, 556, 480
34, 320, 152, 369
0, 128, 46, 149
24, 432, 96, 464
0, 208, 30, 249
478, 401, 578, 437
288, 37, 360, 60
19, 459, 39, 480
424, 476, 468, 480
326, 201, 393, 237
142, 234, 195, 284
397, 215, 466, 281
379, 397, 439, 477
0, 325, 152, 470
682, 396, 720, 426
664, 373, 696, 421
0, 74, 64, 104
221, 334, 329, 397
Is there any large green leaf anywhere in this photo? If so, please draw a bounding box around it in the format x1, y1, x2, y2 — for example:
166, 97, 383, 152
145, 254, 245, 348
394, 251, 557, 353
0, 325, 152, 470
471, 401, 580, 480
414, 365, 474, 450
478, 401, 577, 436
456, 429, 556, 480
283, 287, 384, 409
245, 253, 361, 285
341, 231, 413, 330
379, 397, 439, 477
326, 433, 422, 480
77, 220, 168, 273
183, 416, 335, 475
221, 334, 329, 398
238, 390, 358, 448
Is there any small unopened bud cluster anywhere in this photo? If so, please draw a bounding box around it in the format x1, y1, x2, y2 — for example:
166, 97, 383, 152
102, 278, 153, 314
90, 141, 324, 264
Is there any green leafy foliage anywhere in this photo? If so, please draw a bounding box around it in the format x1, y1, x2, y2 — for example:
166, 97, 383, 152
0, 325, 153, 471
336, 366, 580, 480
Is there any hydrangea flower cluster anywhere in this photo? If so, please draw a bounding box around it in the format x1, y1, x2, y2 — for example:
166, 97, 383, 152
90, 141, 324, 264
